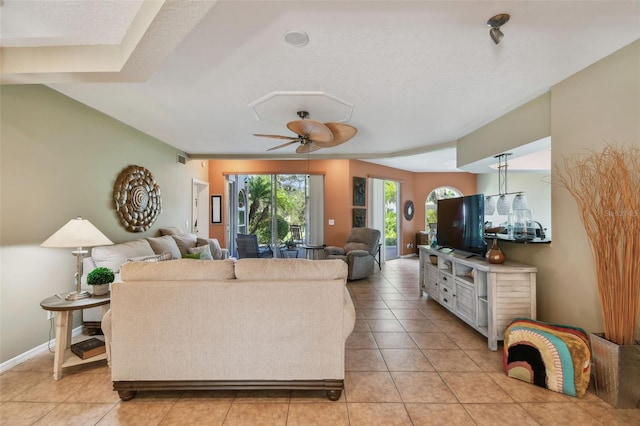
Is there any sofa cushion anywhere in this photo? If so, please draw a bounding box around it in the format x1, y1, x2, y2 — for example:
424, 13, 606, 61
197, 237, 224, 260
235, 258, 347, 281
91, 239, 155, 273
146, 236, 182, 260
121, 258, 236, 281
189, 244, 213, 260
171, 233, 198, 255
159, 227, 183, 236
127, 251, 173, 263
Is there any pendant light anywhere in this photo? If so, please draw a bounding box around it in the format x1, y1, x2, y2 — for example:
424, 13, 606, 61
496, 153, 511, 214
484, 195, 496, 215
485, 153, 526, 216
512, 192, 529, 210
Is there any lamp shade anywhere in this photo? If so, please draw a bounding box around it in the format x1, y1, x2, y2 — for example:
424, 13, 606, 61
512, 193, 529, 210
496, 195, 510, 215
484, 196, 496, 216
41, 217, 113, 248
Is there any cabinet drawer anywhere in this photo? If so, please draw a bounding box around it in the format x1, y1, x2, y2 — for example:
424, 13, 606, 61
438, 272, 453, 286
439, 279, 455, 310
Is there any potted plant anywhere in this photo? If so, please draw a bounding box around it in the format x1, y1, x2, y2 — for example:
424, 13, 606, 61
285, 240, 297, 250
86, 267, 115, 296
558, 144, 639, 408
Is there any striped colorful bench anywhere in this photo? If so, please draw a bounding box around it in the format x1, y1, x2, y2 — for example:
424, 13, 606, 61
503, 318, 591, 398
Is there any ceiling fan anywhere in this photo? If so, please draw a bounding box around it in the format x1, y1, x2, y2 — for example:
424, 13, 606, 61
253, 111, 357, 153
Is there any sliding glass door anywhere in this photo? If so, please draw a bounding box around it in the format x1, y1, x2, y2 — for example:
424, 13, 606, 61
226, 173, 324, 257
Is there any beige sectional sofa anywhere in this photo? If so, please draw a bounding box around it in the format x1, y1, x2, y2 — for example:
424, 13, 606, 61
81, 230, 228, 323
101, 258, 355, 401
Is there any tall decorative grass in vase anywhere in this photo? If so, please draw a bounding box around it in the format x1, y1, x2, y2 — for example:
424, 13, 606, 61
557, 144, 639, 345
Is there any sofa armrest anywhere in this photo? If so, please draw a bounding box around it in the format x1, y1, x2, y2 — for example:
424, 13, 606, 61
324, 246, 345, 256
101, 309, 112, 366
346, 249, 371, 258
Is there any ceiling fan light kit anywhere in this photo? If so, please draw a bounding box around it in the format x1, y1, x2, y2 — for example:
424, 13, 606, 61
253, 110, 357, 153
487, 13, 510, 44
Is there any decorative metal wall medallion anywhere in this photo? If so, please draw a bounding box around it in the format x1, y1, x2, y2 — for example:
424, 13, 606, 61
113, 165, 162, 232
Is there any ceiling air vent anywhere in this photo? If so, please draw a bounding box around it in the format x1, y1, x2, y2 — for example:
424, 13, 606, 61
177, 154, 187, 165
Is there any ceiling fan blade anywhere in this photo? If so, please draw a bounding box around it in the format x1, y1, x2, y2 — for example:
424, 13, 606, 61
296, 142, 323, 154
253, 133, 299, 141
317, 123, 358, 147
268, 140, 300, 151
287, 119, 333, 144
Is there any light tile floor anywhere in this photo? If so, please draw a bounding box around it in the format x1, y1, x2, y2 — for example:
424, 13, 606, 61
2, 257, 639, 425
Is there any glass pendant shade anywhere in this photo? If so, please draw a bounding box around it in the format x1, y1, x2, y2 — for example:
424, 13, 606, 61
496, 195, 510, 215
512, 193, 528, 210
484, 196, 496, 215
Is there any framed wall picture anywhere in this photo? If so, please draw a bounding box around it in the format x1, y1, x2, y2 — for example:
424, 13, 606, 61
353, 177, 366, 206
211, 195, 222, 224
353, 208, 366, 228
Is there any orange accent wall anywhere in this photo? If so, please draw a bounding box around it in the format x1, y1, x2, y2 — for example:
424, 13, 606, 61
207, 159, 476, 256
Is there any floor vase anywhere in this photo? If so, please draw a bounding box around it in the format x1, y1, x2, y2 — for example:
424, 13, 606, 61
590, 332, 640, 408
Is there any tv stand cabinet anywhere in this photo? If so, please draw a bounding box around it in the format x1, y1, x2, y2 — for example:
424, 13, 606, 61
418, 246, 536, 351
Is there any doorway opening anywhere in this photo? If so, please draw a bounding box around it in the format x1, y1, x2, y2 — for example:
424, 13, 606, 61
369, 178, 400, 263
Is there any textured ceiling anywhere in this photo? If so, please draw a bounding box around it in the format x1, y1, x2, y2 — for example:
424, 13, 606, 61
1, 1, 638, 172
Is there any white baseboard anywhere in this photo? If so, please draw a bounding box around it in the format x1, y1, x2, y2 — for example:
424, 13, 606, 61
0, 325, 84, 374
400, 253, 418, 258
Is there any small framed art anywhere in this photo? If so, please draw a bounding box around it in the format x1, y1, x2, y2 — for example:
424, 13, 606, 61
353, 208, 366, 228
353, 177, 366, 206
211, 195, 222, 224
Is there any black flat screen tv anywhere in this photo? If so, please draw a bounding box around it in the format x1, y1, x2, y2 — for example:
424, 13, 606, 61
436, 194, 487, 256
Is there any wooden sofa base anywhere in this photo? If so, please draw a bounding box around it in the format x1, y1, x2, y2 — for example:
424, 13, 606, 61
114, 379, 344, 401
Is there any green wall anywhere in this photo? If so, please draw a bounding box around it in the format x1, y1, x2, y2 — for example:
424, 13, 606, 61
459, 40, 639, 337
0, 85, 208, 363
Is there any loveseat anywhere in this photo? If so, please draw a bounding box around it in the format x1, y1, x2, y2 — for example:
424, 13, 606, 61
101, 258, 355, 401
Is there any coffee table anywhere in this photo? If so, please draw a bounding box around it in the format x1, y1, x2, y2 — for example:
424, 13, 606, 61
40, 294, 110, 380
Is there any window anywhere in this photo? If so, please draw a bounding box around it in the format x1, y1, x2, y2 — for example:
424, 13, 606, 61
425, 186, 462, 229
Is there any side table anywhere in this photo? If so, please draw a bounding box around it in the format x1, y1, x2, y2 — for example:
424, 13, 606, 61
40, 294, 111, 380
280, 248, 299, 258
302, 244, 325, 260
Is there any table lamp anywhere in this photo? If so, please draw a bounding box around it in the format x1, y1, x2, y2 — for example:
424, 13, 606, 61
41, 217, 113, 300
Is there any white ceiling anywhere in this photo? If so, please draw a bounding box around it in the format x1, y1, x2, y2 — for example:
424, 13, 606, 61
1, 1, 638, 173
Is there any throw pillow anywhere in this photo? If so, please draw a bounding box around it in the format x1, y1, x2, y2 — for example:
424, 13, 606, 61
181, 253, 201, 260
146, 235, 182, 260
159, 227, 183, 236
188, 244, 213, 260
197, 237, 223, 260
126, 251, 173, 263
92, 239, 155, 273
171, 233, 198, 256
